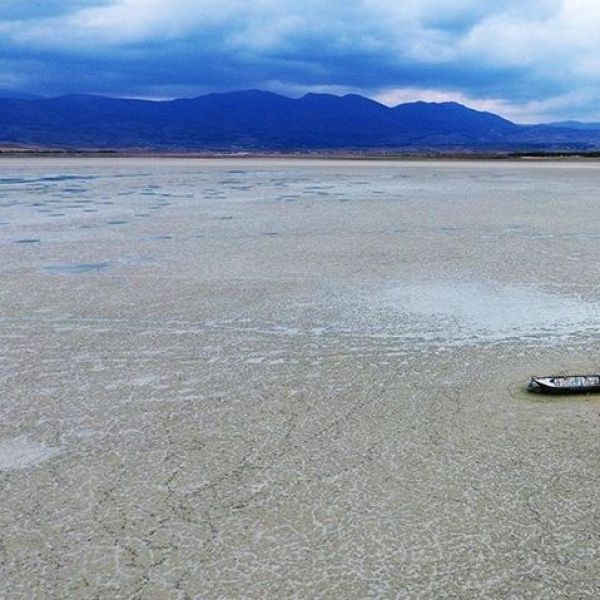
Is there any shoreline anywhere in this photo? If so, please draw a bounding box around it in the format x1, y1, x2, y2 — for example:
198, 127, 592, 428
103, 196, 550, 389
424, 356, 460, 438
3, 146, 600, 161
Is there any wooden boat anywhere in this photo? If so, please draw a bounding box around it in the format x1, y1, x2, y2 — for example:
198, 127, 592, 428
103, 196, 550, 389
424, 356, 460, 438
528, 374, 600, 394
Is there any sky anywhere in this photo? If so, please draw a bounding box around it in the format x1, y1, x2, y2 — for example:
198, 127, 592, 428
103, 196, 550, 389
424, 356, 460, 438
1, 0, 599, 122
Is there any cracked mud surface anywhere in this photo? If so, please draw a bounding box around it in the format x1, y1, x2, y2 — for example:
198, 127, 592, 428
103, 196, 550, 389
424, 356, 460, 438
0, 158, 599, 598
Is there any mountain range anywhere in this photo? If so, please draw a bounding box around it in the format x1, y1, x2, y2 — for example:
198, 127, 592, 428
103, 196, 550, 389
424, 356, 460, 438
2, 90, 600, 152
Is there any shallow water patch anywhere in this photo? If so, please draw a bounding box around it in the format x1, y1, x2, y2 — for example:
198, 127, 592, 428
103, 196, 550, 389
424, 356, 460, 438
14, 238, 41, 244
0, 175, 97, 186
0, 177, 28, 185
43, 262, 111, 274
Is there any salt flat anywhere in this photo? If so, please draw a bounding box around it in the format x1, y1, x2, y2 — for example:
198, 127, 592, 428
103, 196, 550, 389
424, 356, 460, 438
0, 157, 598, 599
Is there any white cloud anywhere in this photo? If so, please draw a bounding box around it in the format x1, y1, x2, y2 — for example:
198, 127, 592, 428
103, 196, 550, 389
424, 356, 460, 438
374, 87, 589, 123
7, 0, 280, 46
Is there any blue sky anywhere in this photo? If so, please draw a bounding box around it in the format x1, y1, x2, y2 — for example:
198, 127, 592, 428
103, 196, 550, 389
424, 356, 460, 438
0, 0, 598, 122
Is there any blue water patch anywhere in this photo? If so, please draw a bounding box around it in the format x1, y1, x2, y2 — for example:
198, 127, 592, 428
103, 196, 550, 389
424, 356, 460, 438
43, 262, 111, 274
0, 175, 97, 185
0, 178, 29, 185
39, 175, 96, 183
14, 238, 41, 244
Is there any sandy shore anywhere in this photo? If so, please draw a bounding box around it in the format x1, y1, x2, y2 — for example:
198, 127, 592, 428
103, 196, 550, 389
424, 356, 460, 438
0, 158, 598, 598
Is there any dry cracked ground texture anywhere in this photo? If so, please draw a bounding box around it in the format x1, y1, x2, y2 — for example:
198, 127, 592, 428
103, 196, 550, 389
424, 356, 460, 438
0, 158, 598, 599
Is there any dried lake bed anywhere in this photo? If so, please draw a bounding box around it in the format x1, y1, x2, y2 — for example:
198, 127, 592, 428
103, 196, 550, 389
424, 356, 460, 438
0, 157, 599, 598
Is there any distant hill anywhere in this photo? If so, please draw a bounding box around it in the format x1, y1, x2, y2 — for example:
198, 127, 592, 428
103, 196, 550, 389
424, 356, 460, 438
545, 120, 600, 131
2, 90, 600, 152
0, 89, 42, 100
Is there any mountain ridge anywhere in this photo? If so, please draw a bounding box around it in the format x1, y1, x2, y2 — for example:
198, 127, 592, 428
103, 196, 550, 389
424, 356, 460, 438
1, 89, 600, 152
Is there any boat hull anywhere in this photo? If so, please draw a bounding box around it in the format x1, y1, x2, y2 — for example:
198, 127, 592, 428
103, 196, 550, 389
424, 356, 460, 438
529, 375, 600, 395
